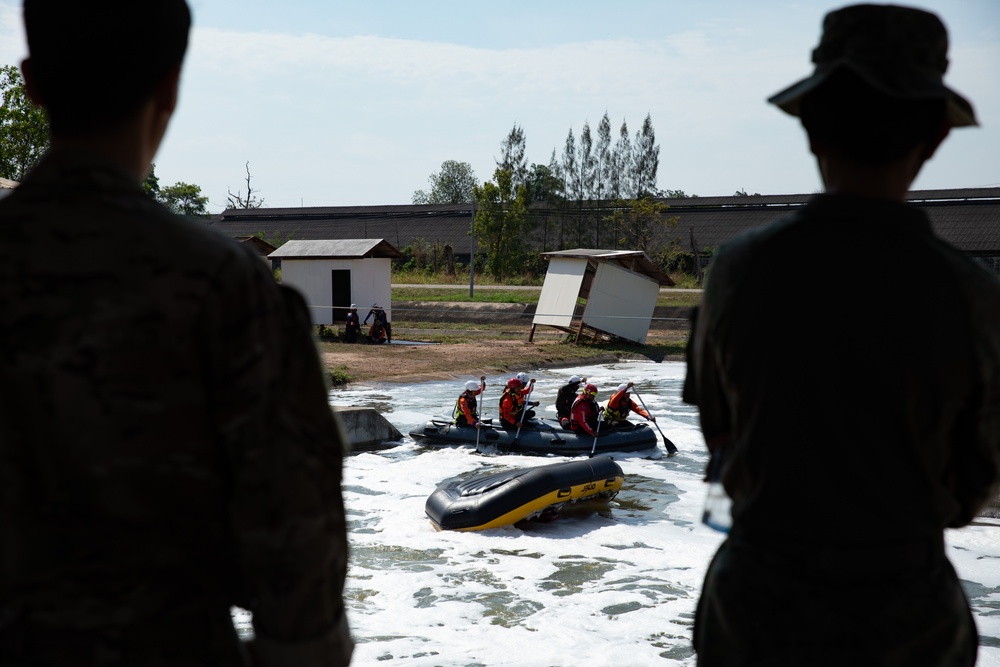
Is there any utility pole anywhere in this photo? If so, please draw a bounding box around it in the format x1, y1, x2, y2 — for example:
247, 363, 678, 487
469, 200, 476, 299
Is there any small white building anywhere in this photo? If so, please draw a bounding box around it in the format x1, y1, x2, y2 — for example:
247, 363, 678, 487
269, 238, 402, 326
0, 177, 18, 201
531, 249, 674, 344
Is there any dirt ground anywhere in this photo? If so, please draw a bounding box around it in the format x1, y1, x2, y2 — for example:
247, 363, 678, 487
321, 338, 627, 385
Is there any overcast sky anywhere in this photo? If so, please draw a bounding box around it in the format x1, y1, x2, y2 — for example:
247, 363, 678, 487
1, 0, 997, 213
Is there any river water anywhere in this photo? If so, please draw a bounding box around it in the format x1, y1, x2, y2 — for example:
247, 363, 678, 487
262, 359, 1000, 666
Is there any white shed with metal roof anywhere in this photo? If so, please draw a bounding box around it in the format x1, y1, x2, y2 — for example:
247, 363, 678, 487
531, 249, 674, 345
268, 239, 403, 326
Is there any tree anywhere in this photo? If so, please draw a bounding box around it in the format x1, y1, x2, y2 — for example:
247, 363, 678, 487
594, 112, 613, 203
632, 113, 660, 198
560, 128, 577, 202
496, 124, 528, 190
576, 121, 595, 201
611, 119, 632, 200
473, 168, 529, 282
412, 159, 477, 204
526, 162, 562, 203
0, 64, 49, 181
160, 182, 209, 217
227, 161, 265, 209
142, 164, 161, 198
143, 163, 209, 217
606, 196, 679, 253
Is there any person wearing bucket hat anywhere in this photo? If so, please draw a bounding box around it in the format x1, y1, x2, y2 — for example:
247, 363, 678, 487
684, 5, 1000, 666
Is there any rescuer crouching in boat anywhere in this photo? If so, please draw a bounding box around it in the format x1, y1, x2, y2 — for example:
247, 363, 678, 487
454, 377, 486, 428
602, 381, 656, 431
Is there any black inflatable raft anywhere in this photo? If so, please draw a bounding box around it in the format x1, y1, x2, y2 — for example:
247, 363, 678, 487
425, 456, 625, 531
409, 417, 658, 456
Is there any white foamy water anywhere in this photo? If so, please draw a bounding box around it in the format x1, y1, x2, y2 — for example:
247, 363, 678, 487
327, 360, 1000, 666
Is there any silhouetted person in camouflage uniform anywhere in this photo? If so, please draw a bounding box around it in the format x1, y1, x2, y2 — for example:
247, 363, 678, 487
0, 2, 353, 665
685, 4, 1000, 666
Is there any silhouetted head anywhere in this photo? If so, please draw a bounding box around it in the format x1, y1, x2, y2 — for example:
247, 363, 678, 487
768, 4, 974, 165
23, 0, 191, 137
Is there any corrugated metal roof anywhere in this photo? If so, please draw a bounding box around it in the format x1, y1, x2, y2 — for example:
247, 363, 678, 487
268, 238, 403, 259
208, 188, 1000, 258
541, 248, 674, 286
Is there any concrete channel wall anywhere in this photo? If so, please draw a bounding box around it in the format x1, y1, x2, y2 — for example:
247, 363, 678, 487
333, 406, 403, 452
393, 301, 693, 329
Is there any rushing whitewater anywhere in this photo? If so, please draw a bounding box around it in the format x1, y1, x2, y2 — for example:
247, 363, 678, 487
241, 360, 1000, 666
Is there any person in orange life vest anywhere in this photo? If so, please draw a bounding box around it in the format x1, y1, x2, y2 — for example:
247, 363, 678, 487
570, 383, 603, 437
345, 303, 361, 343
602, 381, 655, 430
498, 372, 538, 429
364, 302, 391, 343
556, 374, 587, 430
454, 377, 486, 428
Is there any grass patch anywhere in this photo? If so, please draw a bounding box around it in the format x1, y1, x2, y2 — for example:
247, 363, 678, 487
394, 287, 541, 304
392, 270, 542, 287
392, 287, 701, 308
328, 365, 353, 386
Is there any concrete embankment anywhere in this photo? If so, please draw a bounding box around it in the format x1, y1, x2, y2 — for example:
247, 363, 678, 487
333, 406, 403, 452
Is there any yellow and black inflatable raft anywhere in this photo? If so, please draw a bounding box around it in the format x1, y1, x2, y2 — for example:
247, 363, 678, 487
425, 456, 625, 531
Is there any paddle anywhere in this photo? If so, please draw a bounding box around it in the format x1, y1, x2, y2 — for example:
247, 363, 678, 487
589, 407, 605, 458
511, 378, 535, 448
475, 375, 486, 452
631, 386, 679, 456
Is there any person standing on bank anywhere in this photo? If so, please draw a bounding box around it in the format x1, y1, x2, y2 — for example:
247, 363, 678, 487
684, 5, 1000, 666
345, 303, 361, 343
0, 2, 353, 665
556, 375, 587, 429
363, 302, 391, 343
454, 376, 486, 428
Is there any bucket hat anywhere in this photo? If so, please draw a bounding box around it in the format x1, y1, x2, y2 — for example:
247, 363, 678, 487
768, 4, 976, 127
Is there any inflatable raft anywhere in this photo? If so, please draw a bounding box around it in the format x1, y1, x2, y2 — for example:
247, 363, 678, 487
425, 456, 625, 531
409, 417, 658, 456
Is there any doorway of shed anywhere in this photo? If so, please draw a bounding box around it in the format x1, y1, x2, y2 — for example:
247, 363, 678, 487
331, 269, 352, 324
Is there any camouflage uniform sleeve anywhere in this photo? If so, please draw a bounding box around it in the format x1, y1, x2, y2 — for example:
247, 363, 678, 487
201, 246, 352, 666
684, 255, 734, 449
947, 272, 1000, 527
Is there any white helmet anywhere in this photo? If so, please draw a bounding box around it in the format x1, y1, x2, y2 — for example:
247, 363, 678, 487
516, 372, 529, 384
350, 303, 357, 308
465, 380, 480, 391
618, 383, 629, 392
569, 375, 581, 384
